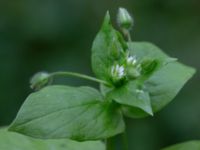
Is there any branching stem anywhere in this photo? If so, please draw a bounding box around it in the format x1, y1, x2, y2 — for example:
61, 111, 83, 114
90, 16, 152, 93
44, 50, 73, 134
49, 71, 111, 86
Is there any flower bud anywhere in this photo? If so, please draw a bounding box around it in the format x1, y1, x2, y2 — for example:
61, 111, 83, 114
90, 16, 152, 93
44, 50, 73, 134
30, 72, 50, 90
117, 7, 134, 30
127, 66, 141, 79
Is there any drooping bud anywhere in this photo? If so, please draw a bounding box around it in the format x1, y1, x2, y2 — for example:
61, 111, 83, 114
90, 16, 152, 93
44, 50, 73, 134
117, 7, 134, 30
30, 72, 50, 90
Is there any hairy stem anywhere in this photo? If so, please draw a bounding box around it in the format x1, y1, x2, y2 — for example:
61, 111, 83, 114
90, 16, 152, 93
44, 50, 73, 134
49, 71, 111, 86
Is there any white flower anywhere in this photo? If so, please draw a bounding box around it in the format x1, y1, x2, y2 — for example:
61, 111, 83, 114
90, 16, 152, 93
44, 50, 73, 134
111, 64, 125, 79
127, 55, 137, 65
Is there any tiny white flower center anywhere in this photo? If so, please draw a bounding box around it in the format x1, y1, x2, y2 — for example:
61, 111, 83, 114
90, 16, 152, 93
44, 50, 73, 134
111, 64, 125, 79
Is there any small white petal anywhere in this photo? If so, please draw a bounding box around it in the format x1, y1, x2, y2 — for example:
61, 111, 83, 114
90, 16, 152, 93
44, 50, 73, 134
111, 64, 125, 79
127, 55, 137, 65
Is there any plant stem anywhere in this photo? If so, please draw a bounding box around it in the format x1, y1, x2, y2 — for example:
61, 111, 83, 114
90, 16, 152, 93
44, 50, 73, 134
122, 131, 129, 150
122, 29, 132, 42
126, 31, 132, 42
49, 71, 111, 86
106, 138, 114, 150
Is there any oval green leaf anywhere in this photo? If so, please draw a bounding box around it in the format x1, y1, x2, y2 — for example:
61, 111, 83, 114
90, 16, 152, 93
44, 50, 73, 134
100, 42, 195, 118
9, 86, 124, 141
107, 81, 153, 116
129, 42, 196, 113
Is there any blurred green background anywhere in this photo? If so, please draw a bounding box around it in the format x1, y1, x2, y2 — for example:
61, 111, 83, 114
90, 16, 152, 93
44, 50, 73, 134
0, 0, 199, 149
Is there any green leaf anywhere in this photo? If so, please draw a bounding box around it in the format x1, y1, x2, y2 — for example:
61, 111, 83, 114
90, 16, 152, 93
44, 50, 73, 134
100, 83, 113, 97
100, 83, 153, 118
121, 105, 150, 118
100, 42, 195, 118
107, 81, 153, 116
128, 42, 196, 113
9, 86, 124, 141
162, 140, 200, 150
91, 12, 126, 82
128, 42, 169, 62
145, 62, 196, 112
0, 128, 105, 150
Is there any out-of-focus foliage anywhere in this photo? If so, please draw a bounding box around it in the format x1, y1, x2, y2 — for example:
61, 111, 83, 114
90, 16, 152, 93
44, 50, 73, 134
0, 0, 199, 150
162, 140, 200, 150
0, 127, 105, 150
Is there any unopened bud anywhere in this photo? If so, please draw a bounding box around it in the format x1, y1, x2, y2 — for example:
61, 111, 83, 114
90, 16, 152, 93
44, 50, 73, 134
117, 7, 133, 30
30, 72, 50, 90
127, 64, 142, 79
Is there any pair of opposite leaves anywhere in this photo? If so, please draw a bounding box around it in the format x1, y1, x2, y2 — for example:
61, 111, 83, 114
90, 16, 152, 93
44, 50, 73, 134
9, 12, 195, 142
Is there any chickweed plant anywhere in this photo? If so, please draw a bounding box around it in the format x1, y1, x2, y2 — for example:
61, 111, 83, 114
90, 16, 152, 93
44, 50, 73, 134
3, 7, 197, 150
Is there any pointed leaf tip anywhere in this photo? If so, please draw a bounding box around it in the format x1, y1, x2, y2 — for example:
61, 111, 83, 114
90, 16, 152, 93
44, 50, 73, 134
102, 11, 111, 26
